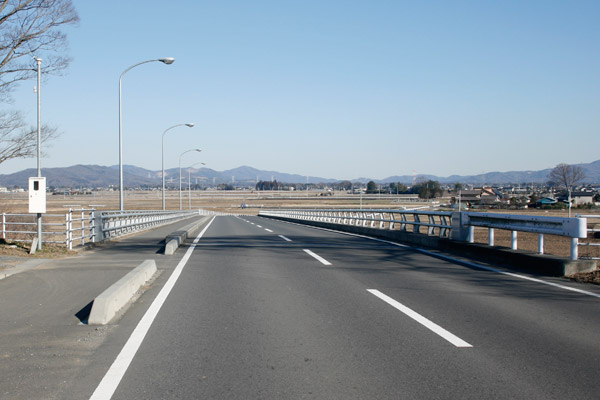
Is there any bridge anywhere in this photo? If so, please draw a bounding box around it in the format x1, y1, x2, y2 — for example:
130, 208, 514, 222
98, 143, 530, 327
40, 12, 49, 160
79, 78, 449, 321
1, 212, 600, 399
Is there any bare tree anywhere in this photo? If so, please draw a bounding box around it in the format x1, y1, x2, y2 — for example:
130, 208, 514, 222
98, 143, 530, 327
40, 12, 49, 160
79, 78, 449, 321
547, 163, 586, 216
548, 163, 586, 189
0, 0, 78, 166
1, 0, 79, 100
0, 110, 58, 164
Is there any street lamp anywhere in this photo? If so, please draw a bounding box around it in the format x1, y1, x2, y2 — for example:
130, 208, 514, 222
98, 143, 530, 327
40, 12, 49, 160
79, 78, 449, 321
118, 57, 175, 211
188, 162, 206, 209
162, 123, 195, 210
179, 149, 202, 210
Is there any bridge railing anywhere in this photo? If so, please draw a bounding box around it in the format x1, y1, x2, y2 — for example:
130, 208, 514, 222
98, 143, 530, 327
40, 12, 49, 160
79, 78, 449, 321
259, 209, 589, 261
96, 210, 200, 241
1, 209, 200, 249
262, 209, 452, 237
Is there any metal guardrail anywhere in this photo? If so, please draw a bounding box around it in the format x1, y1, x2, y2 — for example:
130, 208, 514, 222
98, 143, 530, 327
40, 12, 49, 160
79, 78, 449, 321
259, 209, 589, 261
460, 212, 587, 260
576, 214, 600, 260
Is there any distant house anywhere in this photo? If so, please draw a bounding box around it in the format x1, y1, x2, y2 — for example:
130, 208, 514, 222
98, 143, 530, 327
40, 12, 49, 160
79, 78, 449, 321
458, 188, 502, 206
555, 191, 595, 206
538, 197, 558, 206
571, 191, 595, 206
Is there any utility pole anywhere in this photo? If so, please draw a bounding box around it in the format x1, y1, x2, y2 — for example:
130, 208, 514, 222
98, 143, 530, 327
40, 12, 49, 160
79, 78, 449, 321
35, 57, 42, 250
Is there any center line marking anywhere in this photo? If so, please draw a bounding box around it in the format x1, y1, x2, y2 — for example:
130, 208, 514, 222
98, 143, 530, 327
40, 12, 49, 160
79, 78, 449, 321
368, 289, 472, 348
265, 228, 273, 233
303, 249, 332, 265
278, 235, 292, 242
256, 225, 262, 228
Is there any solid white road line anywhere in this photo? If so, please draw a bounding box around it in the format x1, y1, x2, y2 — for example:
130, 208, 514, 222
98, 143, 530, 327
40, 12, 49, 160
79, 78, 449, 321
368, 289, 472, 348
278, 235, 292, 242
303, 249, 332, 266
89, 217, 216, 400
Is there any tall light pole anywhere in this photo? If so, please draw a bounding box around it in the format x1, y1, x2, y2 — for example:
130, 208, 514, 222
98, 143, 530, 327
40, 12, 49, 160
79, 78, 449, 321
162, 123, 194, 210
188, 162, 206, 209
179, 149, 202, 210
119, 57, 175, 211
35, 56, 42, 250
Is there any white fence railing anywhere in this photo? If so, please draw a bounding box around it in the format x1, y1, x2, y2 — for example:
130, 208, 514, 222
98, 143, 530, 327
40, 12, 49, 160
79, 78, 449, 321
1, 209, 97, 248
1, 209, 201, 249
259, 209, 590, 261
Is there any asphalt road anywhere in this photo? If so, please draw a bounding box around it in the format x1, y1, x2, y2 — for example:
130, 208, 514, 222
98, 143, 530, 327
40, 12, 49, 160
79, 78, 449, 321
84, 215, 600, 400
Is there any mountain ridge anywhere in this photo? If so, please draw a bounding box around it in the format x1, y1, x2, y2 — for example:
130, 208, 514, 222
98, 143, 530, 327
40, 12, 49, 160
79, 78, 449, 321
1, 160, 599, 188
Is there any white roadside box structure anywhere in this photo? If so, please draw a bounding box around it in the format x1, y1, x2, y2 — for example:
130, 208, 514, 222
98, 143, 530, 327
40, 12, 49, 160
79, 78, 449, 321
28, 177, 46, 213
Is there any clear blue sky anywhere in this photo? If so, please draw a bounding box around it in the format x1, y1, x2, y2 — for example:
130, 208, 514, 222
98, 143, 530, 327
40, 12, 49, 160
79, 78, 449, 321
2, 0, 599, 180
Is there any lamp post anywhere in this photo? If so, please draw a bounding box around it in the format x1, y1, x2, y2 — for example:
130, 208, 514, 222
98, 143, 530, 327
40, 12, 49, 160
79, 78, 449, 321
119, 57, 175, 211
34, 56, 42, 250
188, 162, 206, 209
179, 149, 202, 210
162, 123, 194, 210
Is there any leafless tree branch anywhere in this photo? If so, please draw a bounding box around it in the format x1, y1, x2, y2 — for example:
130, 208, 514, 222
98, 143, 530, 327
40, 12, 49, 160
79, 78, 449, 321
0, 110, 59, 165
0, 0, 76, 165
0, 0, 79, 101
547, 163, 586, 190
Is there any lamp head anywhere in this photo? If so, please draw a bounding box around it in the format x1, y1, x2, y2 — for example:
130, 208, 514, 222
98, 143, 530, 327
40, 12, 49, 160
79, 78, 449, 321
186, 123, 195, 127
159, 57, 175, 65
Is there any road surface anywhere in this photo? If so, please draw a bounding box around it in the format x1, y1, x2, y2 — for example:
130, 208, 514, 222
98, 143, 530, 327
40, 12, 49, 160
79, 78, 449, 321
85, 215, 600, 399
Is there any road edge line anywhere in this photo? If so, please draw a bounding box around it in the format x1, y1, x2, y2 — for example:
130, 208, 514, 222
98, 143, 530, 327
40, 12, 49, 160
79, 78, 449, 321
89, 216, 216, 400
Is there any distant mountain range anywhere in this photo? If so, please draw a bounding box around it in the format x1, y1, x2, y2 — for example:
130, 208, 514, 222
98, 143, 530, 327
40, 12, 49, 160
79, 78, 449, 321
1, 160, 599, 188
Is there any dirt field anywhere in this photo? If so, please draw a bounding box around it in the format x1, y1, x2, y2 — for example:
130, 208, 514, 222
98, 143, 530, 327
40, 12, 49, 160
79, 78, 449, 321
1, 190, 599, 261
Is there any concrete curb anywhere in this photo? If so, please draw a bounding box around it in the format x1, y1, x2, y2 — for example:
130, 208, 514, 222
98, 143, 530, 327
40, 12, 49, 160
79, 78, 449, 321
88, 259, 157, 325
164, 216, 209, 255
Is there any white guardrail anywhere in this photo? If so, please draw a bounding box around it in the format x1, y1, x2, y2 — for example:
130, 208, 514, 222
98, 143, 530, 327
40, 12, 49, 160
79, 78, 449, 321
576, 214, 600, 260
259, 209, 589, 261
1, 209, 201, 250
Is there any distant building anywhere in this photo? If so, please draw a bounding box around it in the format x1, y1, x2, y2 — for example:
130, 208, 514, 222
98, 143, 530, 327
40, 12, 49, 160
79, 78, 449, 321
458, 188, 503, 206
537, 197, 558, 206
555, 191, 595, 206
570, 191, 595, 206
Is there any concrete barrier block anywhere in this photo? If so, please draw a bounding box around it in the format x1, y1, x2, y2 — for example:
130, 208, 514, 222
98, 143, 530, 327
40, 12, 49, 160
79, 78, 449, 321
88, 259, 157, 325
563, 260, 598, 277
163, 217, 209, 255
164, 238, 180, 255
